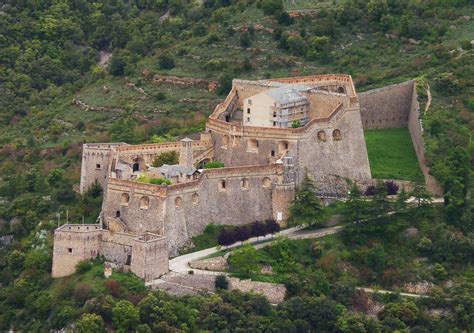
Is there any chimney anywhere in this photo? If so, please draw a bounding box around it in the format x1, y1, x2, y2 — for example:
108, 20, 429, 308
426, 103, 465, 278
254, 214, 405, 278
179, 138, 193, 168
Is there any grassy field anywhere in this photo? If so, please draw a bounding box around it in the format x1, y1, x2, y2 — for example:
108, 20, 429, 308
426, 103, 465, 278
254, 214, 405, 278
364, 128, 424, 182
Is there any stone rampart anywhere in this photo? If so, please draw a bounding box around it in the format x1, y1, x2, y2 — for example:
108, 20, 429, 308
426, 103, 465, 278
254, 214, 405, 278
359, 81, 414, 129
408, 86, 443, 195
80, 143, 126, 193
52, 224, 102, 278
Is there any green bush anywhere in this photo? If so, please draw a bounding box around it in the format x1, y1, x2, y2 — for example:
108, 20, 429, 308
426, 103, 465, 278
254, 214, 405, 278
215, 275, 229, 290
203, 161, 224, 169
152, 151, 179, 167
158, 54, 175, 70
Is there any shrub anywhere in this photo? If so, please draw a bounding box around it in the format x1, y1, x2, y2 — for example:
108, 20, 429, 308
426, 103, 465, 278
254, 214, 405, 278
218, 228, 235, 247
73, 283, 92, 304
235, 226, 250, 243
250, 221, 266, 239
152, 151, 179, 167
310, 241, 323, 258
158, 54, 175, 70
215, 275, 229, 290
203, 161, 224, 169
76, 260, 93, 273
259, 0, 283, 15
265, 219, 280, 235
240, 32, 251, 48
105, 279, 122, 297
385, 181, 399, 195
76, 313, 106, 333
365, 185, 376, 196
112, 300, 139, 332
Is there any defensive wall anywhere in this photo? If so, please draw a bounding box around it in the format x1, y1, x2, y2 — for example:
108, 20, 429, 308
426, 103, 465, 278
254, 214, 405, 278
208, 100, 372, 194
52, 224, 168, 281
80, 137, 213, 193
359, 80, 442, 194
102, 163, 292, 256
80, 143, 126, 193
359, 81, 414, 129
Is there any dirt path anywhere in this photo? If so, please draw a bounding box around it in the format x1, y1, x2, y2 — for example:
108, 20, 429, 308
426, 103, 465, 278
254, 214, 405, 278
425, 83, 432, 114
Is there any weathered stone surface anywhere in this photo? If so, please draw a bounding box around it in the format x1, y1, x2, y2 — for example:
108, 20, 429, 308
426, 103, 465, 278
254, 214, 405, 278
228, 278, 286, 304
189, 256, 229, 271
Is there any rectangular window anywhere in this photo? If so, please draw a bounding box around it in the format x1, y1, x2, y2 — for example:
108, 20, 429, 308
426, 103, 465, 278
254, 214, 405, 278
68, 248, 73, 254
96, 164, 101, 169
248, 99, 252, 105
247, 108, 250, 114
247, 117, 250, 122
273, 121, 276, 126
273, 112, 276, 117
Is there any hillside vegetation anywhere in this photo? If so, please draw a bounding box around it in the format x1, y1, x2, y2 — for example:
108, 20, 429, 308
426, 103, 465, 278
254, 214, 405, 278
0, 0, 472, 331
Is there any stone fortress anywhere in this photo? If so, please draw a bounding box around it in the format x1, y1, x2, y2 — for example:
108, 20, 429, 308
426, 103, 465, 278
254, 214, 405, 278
52, 74, 436, 281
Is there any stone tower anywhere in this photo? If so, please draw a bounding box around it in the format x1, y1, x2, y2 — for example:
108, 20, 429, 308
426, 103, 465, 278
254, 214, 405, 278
272, 157, 296, 227
179, 138, 193, 168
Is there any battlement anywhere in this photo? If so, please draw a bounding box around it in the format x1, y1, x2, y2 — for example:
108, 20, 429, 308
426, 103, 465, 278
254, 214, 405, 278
56, 223, 101, 232
207, 102, 344, 139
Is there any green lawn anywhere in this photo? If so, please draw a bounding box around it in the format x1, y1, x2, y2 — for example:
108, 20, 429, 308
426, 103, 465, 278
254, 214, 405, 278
364, 128, 424, 182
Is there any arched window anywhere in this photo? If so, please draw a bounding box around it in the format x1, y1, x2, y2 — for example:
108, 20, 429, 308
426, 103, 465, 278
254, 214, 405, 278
278, 141, 289, 154
192, 193, 199, 205
333, 129, 342, 141
241, 178, 249, 189
317, 130, 327, 141
120, 193, 130, 205
223, 135, 230, 148
337, 86, 345, 94
219, 179, 226, 191
139, 196, 149, 210
248, 139, 259, 152
175, 196, 183, 209
263, 177, 272, 188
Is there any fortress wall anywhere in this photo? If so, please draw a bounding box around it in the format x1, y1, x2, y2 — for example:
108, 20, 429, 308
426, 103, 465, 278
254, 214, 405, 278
232, 81, 273, 109
115, 141, 211, 166
304, 91, 348, 119
80, 143, 125, 194
299, 106, 372, 195
163, 167, 278, 255
131, 235, 169, 281
52, 224, 102, 278
103, 180, 166, 235
408, 86, 443, 195
359, 81, 414, 129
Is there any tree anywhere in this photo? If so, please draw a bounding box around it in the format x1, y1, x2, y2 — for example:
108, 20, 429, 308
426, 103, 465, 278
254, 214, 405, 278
158, 54, 175, 69
250, 221, 266, 239
217, 228, 235, 247
215, 275, 229, 290
265, 219, 280, 235
76, 313, 106, 333
228, 244, 261, 278
152, 151, 179, 167
239, 32, 251, 48
410, 184, 432, 217
235, 226, 250, 243
112, 300, 140, 332
259, 0, 283, 15
288, 173, 327, 227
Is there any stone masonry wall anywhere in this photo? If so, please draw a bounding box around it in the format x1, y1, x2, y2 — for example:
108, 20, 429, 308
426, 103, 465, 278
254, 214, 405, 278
359, 81, 414, 129
80, 144, 125, 193
408, 85, 443, 195
52, 224, 101, 278
163, 166, 278, 256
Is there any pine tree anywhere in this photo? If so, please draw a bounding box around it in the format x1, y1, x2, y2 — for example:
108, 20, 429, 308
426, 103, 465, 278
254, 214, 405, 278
288, 173, 327, 227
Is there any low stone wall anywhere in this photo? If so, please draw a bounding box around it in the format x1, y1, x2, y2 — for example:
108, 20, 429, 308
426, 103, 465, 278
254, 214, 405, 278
189, 257, 228, 271
228, 278, 286, 304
